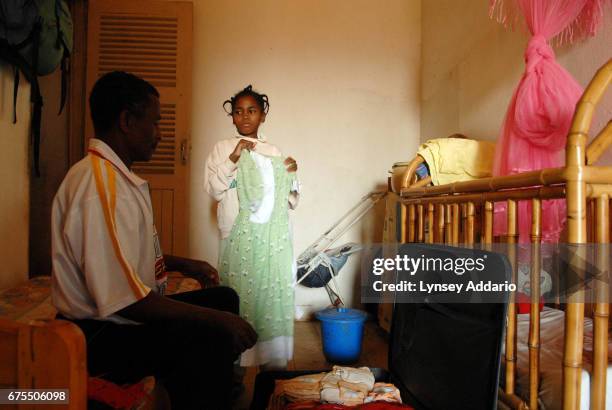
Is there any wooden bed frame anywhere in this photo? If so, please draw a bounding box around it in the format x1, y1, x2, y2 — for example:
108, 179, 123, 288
0, 272, 200, 409
0, 319, 87, 409
393, 59, 612, 410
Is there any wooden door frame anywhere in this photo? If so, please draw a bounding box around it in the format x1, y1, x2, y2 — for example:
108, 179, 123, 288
67, 0, 88, 166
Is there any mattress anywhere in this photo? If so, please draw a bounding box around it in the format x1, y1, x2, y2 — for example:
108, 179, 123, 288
512, 307, 612, 409
0, 272, 201, 323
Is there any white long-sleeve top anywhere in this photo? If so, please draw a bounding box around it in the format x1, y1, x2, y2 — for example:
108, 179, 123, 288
204, 135, 299, 239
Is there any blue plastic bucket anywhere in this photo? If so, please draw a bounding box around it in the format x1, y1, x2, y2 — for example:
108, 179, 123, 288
315, 307, 368, 364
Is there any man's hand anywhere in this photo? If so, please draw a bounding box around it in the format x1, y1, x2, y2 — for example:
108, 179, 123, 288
284, 156, 298, 173
164, 255, 220, 287
183, 259, 220, 286
229, 139, 256, 163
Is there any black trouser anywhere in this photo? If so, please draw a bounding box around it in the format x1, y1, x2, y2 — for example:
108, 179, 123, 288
63, 287, 239, 410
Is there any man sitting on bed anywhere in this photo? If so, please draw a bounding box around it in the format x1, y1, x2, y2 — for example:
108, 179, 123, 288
50, 71, 257, 409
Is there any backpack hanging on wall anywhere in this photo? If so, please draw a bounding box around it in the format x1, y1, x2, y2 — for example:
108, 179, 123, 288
0, 0, 73, 175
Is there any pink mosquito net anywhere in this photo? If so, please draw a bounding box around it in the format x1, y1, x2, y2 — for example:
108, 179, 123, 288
489, 0, 607, 243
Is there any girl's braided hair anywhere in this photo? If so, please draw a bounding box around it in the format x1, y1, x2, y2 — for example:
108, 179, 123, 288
223, 85, 270, 115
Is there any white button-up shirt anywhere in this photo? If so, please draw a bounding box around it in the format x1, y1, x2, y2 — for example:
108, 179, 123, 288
51, 139, 165, 324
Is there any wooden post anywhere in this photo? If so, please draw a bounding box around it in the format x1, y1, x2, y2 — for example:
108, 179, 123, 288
529, 198, 542, 410
445, 204, 452, 244
564, 128, 587, 410
585, 198, 595, 320
483, 201, 494, 248
436, 204, 445, 244
427, 203, 435, 244
400, 203, 407, 243
452, 203, 460, 244
68, 0, 89, 165
591, 194, 609, 410
466, 202, 475, 245
461, 203, 467, 243
505, 199, 518, 396
417, 204, 424, 242
587, 199, 595, 243
408, 204, 416, 243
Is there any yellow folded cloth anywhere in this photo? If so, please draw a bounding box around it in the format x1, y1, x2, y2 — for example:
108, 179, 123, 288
417, 137, 495, 186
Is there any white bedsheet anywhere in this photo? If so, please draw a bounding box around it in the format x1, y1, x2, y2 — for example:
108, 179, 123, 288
512, 307, 612, 409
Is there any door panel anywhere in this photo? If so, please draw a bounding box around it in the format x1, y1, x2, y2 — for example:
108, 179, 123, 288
150, 189, 174, 254
86, 0, 192, 256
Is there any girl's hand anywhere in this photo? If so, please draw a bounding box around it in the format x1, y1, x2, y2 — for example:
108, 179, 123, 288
229, 139, 256, 163
284, 157, 298, 173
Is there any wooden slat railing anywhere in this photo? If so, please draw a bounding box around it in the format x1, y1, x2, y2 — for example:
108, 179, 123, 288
393, 60, 611, 409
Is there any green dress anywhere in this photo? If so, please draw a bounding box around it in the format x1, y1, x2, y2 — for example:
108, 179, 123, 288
219, 151, 296, 366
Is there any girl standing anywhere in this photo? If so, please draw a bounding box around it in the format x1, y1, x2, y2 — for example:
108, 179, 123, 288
204, 85, 299, 369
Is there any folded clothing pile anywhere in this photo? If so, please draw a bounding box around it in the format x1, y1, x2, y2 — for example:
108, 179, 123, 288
268, 366, 409, 409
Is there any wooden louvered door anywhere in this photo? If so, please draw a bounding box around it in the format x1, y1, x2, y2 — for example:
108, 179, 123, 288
85, 0, 192, 256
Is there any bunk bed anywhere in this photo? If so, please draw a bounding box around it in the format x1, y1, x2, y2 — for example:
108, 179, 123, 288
390, 59, 612, 409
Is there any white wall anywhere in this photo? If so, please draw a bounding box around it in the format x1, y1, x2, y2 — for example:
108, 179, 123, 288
0, 65, 31, 289
421, 0, 612, 159
189, 0, 422, 315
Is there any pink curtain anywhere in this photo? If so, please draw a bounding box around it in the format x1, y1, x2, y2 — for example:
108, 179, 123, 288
490, 0, 606, 243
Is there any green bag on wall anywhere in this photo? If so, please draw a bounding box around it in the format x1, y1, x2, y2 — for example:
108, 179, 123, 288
0, 0, 74, 175
15, 0, 73, 76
